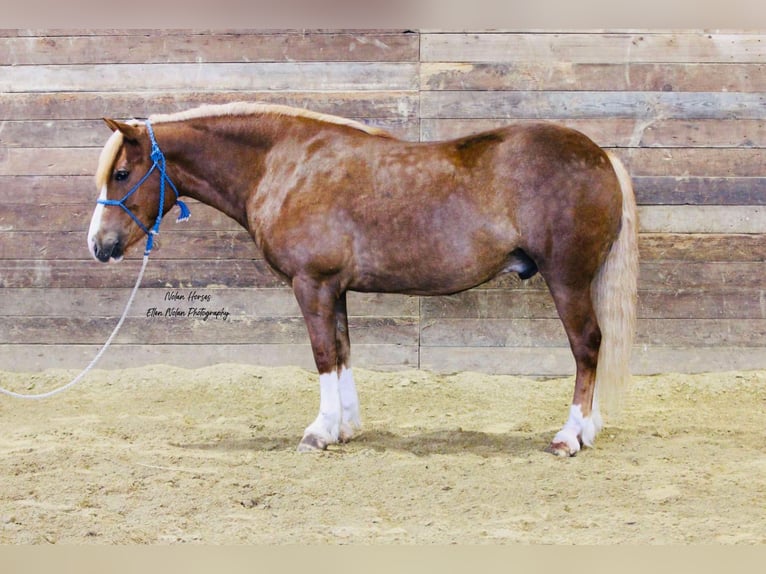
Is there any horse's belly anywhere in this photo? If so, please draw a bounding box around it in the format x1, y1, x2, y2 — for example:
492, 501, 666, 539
349, 236, 514, 296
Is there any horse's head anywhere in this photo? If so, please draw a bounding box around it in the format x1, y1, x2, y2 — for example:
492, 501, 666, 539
87, 118, 185, 262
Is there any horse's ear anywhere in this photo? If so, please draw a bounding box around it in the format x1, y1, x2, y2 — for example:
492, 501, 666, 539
103, 118, 121, 132
103, 118, 141, 143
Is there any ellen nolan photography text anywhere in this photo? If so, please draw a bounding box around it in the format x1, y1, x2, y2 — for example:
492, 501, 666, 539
146, 289, 231, 322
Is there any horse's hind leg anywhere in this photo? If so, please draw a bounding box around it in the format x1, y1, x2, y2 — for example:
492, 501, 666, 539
335, 292, 362, 442
545, 279, 603, 457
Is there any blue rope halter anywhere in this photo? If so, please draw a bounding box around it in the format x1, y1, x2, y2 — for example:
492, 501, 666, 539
97, 119, 191, 256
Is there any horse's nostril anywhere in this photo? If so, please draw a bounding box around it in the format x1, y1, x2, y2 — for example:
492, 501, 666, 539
111, 241, 124, 260
95, 244, 111, 263
93, 237, 123, 262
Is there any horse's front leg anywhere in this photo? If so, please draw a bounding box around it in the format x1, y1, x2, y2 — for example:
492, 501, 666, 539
292, 275, 346, 452
334, 292, 362, 443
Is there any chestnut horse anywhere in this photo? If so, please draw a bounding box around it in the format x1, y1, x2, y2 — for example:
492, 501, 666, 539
87, 102, 638, 457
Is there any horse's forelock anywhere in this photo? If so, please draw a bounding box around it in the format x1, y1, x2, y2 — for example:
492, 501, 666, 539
95, 119, 145, 190
94, 129, 125, 190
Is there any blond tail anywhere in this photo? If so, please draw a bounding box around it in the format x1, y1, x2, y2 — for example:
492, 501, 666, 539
592, 152, 639, 413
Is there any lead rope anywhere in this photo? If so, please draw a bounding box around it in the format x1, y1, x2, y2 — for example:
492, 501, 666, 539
0, 254, 150, 400
1, 119, 187, 400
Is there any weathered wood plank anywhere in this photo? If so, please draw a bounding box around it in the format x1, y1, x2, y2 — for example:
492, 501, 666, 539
638, 233, 766, 262
2, 288, 419, 319
15, 203, 762, 236
0, 91, 420, 122
420, 118, 766, 148
5, 231, 765, 262
420, 318, 766, 347
12, 287, 766, 329
0, 176, 92, 204
420, 346, 575, 375
421, 318, 567, 347
0, 343, 420, 372
4, 146, 765, 179
613, 148, 766, 177
1, 316, 419, 345
639, 290, 766, 320
7, 30, 417, 38
0, 62, 420, 93
7, 204, 766, 233
0, 118, 419, 148
2, 258, 763, 293
638, 206, 766, 233
420, 289, 766, 320
420, 62, 766, 92
8, 30, 407, 37
0, 32, 420, 65
479, 261, 765, 291
0, 148, 97, 176
420, 346, 766, 376
0, 231, 259, 260
0, 259, 287, 289
636, 261, 766, 291
421, 33, 766, 64
420, 91, 766, 121
633, 178, 766, 206
630, 347, 766, 375
6, 117, 766, 149
3, 285, 763, 326
7, 117, 764, 150
0, 202, 246, 232
4, 175, 766, 208
637, 319, 766, 346
421, 291, 556, 319
0, 120, 107, 148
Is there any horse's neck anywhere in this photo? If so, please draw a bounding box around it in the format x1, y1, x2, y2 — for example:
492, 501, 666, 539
157, 118, 276, 230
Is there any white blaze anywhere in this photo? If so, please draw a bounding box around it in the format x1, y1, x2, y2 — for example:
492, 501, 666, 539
87, 185, 107, 261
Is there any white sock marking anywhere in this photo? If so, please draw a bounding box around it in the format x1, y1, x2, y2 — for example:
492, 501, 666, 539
339, 366, 361, 439
303, 371, 341, 444
552, 404, 600, 454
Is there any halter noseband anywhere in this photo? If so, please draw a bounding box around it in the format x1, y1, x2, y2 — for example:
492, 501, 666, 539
97, 119, 190, 255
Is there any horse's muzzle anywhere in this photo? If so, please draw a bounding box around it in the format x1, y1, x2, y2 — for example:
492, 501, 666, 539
91, 237, 124, 263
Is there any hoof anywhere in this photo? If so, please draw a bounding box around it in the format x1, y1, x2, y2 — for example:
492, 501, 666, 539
338, 422, 361, 444
297, 434, 329, 453
545, 441, 579, 457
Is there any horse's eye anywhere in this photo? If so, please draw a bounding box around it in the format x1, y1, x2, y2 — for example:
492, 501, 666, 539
114, 169, 130, 182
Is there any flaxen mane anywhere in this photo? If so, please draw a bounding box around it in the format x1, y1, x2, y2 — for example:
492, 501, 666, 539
95, 102, 393, 190
149, 102, 393, 138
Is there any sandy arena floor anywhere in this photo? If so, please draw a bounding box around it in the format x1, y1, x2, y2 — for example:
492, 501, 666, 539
0, 365, 764, 544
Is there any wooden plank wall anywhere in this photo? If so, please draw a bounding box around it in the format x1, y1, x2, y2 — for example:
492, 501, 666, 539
1, 30, 764, 375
